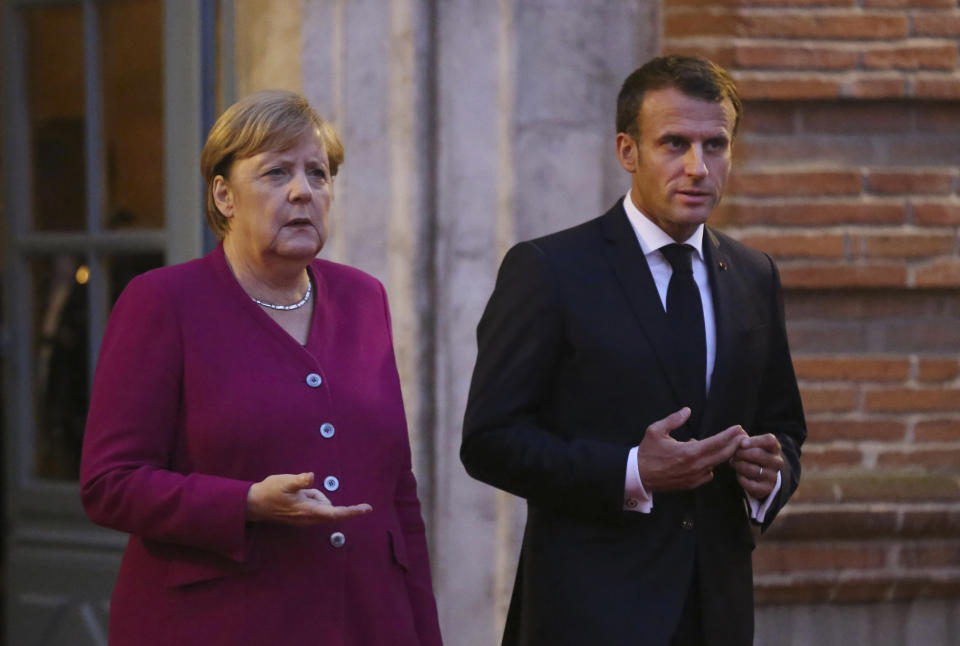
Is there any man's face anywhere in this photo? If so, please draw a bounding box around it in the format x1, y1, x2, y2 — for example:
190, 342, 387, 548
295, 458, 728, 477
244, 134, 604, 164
616, 87, 736, 242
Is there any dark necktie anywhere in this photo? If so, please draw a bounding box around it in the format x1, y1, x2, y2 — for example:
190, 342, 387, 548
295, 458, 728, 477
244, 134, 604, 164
660, 244, 707, 424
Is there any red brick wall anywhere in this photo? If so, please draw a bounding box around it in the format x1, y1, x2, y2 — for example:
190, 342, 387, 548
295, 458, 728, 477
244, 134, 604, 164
665, 0, 960, 604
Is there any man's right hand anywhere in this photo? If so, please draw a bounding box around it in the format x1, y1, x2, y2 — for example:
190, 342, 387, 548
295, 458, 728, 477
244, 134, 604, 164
636, 407, 747, 492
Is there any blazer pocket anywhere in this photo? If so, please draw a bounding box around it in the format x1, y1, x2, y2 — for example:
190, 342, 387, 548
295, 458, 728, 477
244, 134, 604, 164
163, 548, 254, 588
166, 561, 250, 588
388, 528, 410, 572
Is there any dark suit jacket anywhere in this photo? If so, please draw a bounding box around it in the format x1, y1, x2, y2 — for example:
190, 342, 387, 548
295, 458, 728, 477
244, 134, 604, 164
461, 202, 805, 646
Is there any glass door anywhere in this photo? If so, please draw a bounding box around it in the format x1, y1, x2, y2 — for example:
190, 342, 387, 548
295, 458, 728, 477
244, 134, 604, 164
1, 1, 218, 643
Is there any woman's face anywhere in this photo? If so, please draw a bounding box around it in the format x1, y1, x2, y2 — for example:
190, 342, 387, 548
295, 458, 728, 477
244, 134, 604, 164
214, 130, 332, 265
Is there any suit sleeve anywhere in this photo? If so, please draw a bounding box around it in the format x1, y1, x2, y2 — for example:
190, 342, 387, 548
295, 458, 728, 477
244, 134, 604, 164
80, 274, 253, 561
379, 283, 443, 646
754, 254, 806, 529
461, 242, 628, 519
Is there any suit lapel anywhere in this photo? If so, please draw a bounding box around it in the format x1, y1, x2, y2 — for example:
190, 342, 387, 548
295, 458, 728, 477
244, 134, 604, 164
599, 205, 689, 413
701, 228, 736, 438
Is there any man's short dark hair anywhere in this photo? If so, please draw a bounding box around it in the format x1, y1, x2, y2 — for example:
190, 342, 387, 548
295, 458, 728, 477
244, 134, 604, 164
616, 55, 743, 140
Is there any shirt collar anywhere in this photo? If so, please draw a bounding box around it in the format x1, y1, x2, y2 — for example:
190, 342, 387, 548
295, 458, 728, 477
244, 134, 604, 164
622, 191, 705, 261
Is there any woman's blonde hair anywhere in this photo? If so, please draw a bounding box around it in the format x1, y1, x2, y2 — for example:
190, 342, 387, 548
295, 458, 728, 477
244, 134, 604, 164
200, 90, 344, 239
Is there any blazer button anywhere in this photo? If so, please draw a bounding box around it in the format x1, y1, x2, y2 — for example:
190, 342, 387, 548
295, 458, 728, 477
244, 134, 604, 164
680, 516, 695, 531
319, 422, 335, 438
306, 373, 322, 388
323, 476, 340, 492
329, 532, 346, 548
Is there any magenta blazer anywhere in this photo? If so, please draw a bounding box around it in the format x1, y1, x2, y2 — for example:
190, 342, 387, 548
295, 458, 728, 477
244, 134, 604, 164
81, 245, 442, 646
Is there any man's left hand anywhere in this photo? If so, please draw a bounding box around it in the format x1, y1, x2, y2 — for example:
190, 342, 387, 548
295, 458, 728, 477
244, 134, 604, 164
731, 433, 783, 500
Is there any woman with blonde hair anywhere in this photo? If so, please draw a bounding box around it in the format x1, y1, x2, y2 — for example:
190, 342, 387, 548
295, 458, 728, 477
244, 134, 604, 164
81, 90, 442, 645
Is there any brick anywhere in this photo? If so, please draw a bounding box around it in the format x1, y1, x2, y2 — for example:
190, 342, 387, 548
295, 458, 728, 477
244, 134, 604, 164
728, 170, 862, 197
717, 199, 906, 226
799, 386, 859, 412
794, 356, 910, 381
842, 75, 909, 99
787, 325, 872, 353
792, 474, 960, 503
738, 12, 909, 39
891, 579, 960, 600
755, 582, 826, 606
740, 102, 796, 134
917, 358, 960, 382
899, 542, 960, 568
786, 290, 960, 321
664, 10, 738, 37
887, 135, 960, 167
915, 75, 960, 99
768, 507, 960, 540
867, 170, 956, 195
753, 542, 888, 574
901, 508, 960, 537
806, 418, 906, 442
864, 386, 960, 412
662, 42, 737, 67
857, 233, 956, 258
915, 103, 960, 133
733, 43, 860, 70
913, 200, 960, 225
737, 233, 845, 259
863, 42, 959, 70
914, 259, 960, 287
877, 448, 960, 470
914, 417, 960, 441
779, 262, 907, 288
801, 103, 915, 134
819, 577, 960, 604
765, 509, 899, 540
912, 11, 960, 38
865, 0, 957, 6
670, 0, 854, 6
804, 447, 864, 469
734, 73, 841, 99
885, 321, 960, 353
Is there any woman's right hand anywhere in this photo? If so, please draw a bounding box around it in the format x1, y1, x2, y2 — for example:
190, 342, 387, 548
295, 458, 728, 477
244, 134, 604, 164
246, 472, 372, 525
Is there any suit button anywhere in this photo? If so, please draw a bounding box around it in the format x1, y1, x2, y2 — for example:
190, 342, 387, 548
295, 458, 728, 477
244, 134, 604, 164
329, 532, 346, 548
319, 423, 335, 438
306, 373, 322, 387
680, 516, 695, 531
323, 476, 340, 492
625, 499, 638, 509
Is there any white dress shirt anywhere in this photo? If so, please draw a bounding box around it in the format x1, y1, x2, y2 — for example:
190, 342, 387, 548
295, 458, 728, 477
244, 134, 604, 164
619, 192, 780, 522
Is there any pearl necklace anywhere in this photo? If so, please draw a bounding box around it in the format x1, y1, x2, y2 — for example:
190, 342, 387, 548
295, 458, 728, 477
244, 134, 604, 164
251, 280, 312, 311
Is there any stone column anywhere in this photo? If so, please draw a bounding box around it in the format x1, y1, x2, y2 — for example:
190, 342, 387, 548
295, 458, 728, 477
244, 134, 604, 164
431, 2, 656, 642
291, 1, 658, 642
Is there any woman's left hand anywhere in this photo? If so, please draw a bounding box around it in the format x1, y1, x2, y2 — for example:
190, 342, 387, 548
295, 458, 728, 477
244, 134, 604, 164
246, 472, 372, 525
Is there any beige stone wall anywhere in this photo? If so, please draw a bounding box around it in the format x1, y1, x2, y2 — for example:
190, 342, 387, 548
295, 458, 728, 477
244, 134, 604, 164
225, 1, 960, 644
234, 0, 303, 94
241, 1, 657, 643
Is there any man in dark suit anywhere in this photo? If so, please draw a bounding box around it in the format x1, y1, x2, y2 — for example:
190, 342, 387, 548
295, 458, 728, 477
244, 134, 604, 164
461, 56, 805, 646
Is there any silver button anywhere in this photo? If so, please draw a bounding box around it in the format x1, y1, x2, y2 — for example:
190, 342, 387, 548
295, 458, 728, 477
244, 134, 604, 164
323, 476, 340, 492
319, 422, 335, 438
329, 532, 345, 548
306, 373, 322, 387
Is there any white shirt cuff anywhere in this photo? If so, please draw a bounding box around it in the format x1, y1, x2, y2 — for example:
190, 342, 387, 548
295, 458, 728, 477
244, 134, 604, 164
747, 470, 782, 523
624, 446, 653, 513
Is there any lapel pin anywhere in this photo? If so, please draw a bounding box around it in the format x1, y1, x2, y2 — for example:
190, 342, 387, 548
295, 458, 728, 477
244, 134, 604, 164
718, 261, 728, 271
